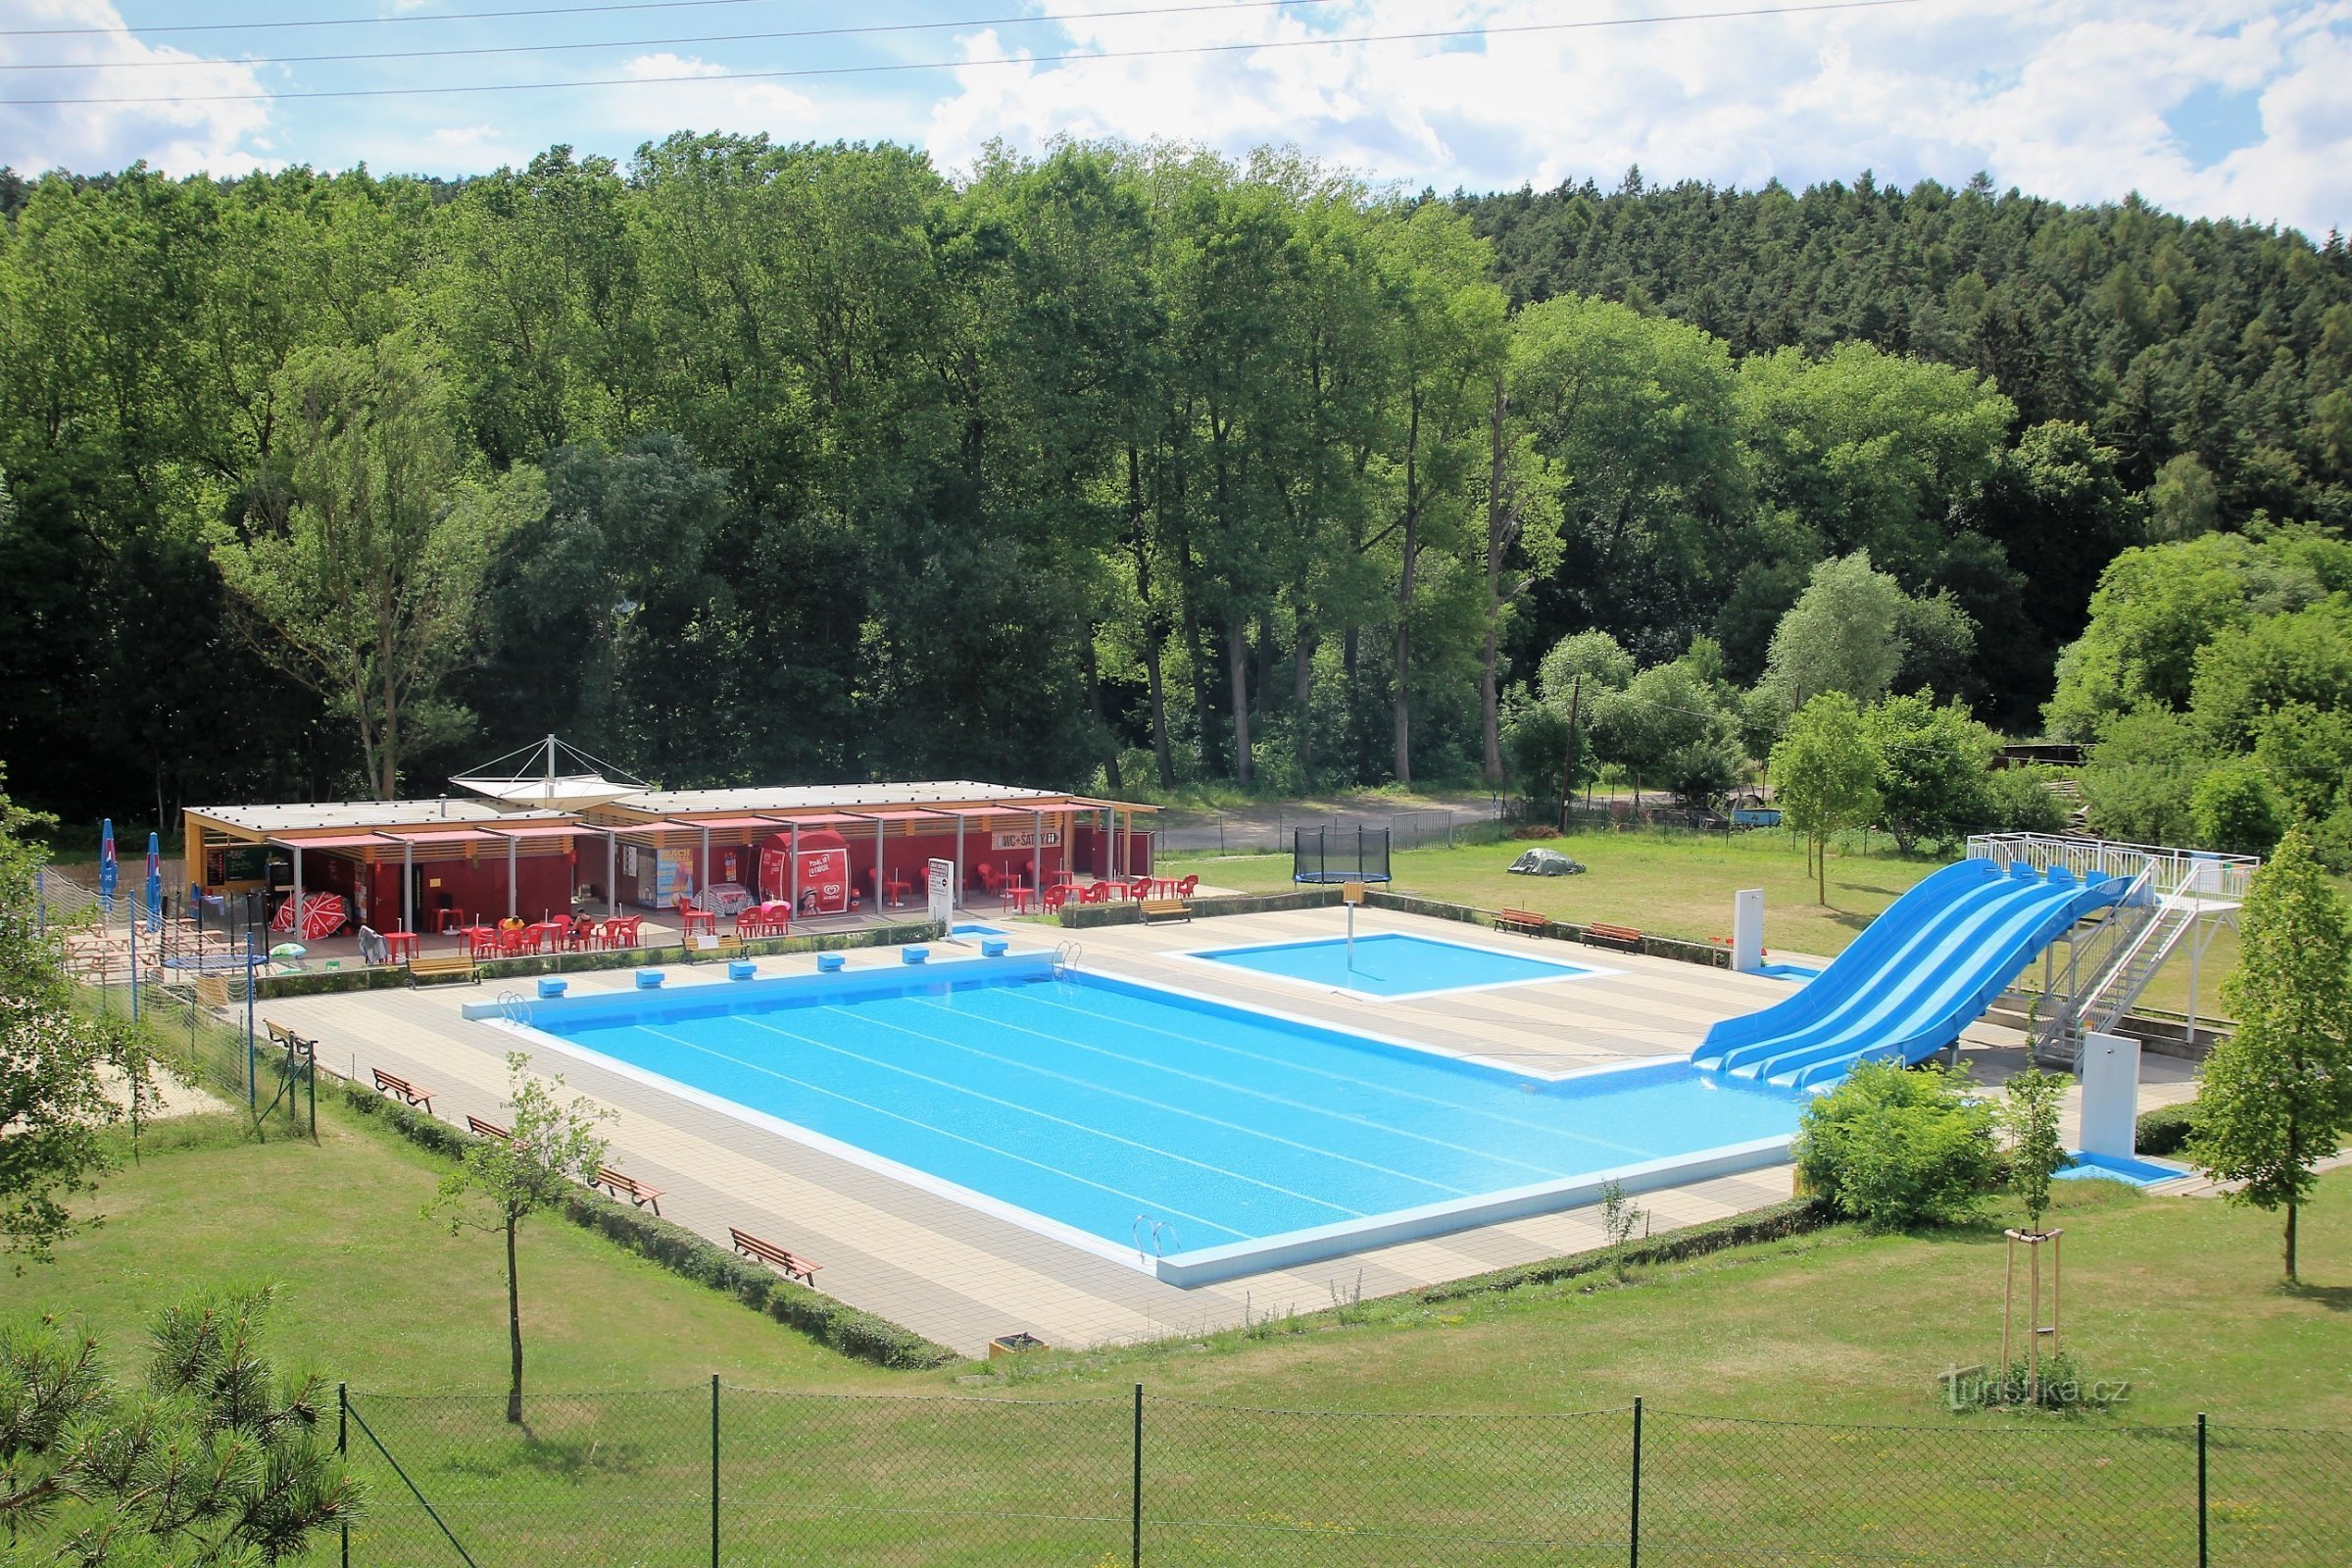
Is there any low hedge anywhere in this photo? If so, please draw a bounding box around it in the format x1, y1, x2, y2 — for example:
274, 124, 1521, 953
1414, 1196, 1833, 1304
2135, 1101, 2201, 1157
334, 1080, 956, 1370
258, 920, 939, 999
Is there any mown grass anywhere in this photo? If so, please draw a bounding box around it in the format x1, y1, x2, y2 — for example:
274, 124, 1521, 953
20, 1109, 2352, 1564
1167, 828, 2250, 1014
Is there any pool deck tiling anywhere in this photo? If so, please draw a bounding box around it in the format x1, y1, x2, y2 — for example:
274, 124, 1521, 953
261, 905, 2196, 1357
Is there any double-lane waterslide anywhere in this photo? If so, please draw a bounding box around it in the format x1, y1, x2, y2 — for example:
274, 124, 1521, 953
1690, 858, 2133, 1092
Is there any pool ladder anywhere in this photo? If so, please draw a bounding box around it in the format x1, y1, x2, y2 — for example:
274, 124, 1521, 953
1132, 1214, 1179, 1259
495, 989, 534, 1028
1054, 940, 1083, 980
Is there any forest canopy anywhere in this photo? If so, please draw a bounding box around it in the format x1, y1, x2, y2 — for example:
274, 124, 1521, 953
1, 141, 2346, 828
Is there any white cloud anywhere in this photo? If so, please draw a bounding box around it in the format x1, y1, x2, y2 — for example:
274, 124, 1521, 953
588, 52, 825, 144
0, 0, 272, 176
919, 0, 2352, 237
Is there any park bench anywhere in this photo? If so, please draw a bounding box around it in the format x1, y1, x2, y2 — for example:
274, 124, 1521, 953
595, 1165, 664, 1215
261, 1018, 317, 1057
466, 1115, 511, 1144
1139, 898, 1193, 925
407, 951, 478, 988
371, 1068, 433, 1114
1583, 922, 1644, 953
1494, 907, 1548, 937
729, 1227, 822, 1289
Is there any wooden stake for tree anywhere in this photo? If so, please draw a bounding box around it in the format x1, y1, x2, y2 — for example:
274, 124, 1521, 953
2002, 1227, 2063, 1403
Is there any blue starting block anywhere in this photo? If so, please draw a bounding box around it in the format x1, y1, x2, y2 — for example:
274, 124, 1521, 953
536, 978, 567, 1000
635, 969, 664, 990
728, 960, 756, 982
902, 947, 930, 965
816, 953, 846, 973
980, 939, 1009, 957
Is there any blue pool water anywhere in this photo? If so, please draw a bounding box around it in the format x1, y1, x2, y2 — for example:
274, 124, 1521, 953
517, 959, 1801, 1278
951, 923, 1006, 937
2056, 1150, 2189, 1187
1752, 962, 1822, 982
1196, 931, 1594, 998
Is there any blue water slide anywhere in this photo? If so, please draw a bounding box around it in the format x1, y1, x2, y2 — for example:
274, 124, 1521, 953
1690, 861, 2132, 1092
1690, 858, 1997, 1070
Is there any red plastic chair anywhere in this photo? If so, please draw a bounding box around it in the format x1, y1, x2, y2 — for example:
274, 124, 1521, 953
1177, 875, 1199, 898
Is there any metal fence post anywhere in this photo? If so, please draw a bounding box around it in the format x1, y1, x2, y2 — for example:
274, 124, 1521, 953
337, 1382, 349, 1568
711, 1375, 721, 1568
2196, 1412, 2208, 1568
1131, 1383, 1145, 1568
1629, 1396, 1642, 1568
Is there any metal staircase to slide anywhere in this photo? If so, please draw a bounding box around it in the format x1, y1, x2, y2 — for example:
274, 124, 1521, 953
2026, 849, 2248, 1068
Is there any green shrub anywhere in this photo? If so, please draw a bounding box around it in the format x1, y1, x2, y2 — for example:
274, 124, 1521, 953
2134, 1101, 2201, 1157
1984, 766, 2071, 834
1793, 1060, 1997, 1229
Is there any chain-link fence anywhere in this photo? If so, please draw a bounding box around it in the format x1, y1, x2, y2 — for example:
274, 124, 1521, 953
43, 864, 312, 1140
332, 1386, 2352, 1567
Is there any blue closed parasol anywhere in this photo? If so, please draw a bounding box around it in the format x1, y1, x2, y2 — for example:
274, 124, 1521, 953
144, 831, 162, 932
97, 817, 119, 916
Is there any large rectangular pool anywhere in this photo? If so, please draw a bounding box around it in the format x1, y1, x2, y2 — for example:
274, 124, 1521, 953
502, 956, 1801, 1283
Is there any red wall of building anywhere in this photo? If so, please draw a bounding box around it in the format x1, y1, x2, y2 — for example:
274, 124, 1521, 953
363, 854, 572, 931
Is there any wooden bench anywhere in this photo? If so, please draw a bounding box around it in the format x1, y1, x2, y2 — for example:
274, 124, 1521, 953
1138, 899, 1193, 925
261, 1017, 317, 1056
729, 1227, 822, 1288
466, 1115, 511, 1144
407, 951, 478, 988
595, 1165, 664, 1215
1583, 921, 1644, 953
1494, 907, 1548, 937
371, 1068, 433, 1113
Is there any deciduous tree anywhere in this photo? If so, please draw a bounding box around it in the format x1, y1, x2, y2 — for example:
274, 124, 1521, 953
2190, 830, 2352, 1280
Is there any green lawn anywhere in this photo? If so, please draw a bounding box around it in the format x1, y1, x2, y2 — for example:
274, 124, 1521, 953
35, 1112, 901, 1395
1169, 829, 2246, 1014
21, 1107, 2352, 1564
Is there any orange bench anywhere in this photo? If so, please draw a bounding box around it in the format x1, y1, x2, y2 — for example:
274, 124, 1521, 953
1495, 907, 1547, 937
466, 1115, 511, 1143
730, 1227, 822, 1288
1583, 922, 1643, 953
371, 1068, 433, 1113
595, 1165, 664, 1215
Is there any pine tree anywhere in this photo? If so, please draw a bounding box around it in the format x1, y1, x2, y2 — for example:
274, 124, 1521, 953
2190, 830, 2352, 1281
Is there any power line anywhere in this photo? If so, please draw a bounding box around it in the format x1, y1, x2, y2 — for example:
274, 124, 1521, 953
1, 0, 1346, 71
0, 0, 1934, 106
4, 0, 775, 38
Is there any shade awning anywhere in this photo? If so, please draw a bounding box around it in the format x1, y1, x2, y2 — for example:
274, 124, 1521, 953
845, 808, 954, 823
667, 814, 788, 831
754, 812, 875, 828
451, 773, 639, 810
482, 823, 587, 841
267, 834, 394, 852
378, 827, 503, 846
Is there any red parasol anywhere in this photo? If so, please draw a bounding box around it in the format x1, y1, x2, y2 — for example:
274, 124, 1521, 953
298, 893, 347, 942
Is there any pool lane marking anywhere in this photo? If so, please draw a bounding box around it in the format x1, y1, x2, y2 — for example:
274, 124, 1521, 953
862, 1001, 1485, 1201
729, 1013, 1368, 1224
627, 1022, 1250, 1244
1001, 986, 1657, 1164
899, 996, 1569, 1189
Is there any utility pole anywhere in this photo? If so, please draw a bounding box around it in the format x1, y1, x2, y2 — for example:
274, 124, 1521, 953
1555, 674, 1583, 833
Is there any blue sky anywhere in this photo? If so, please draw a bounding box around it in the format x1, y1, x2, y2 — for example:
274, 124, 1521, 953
4, 1, 2348, 237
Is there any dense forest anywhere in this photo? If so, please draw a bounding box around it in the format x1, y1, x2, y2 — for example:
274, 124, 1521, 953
1, 141, 2347, 834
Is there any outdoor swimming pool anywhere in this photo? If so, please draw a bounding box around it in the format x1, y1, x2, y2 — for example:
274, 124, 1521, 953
502, 955, 1801, 1283
1193, 930, 1597, 999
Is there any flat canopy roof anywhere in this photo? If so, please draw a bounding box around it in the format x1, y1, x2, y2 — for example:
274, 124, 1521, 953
192, 800, 574, 837
264, 833, 395, 853
845, 808, 955, 822
616, 781, 1150, 815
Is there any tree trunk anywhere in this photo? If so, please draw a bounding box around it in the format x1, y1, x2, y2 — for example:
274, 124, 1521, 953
2286, 1200, 2298, 1282
1143, 627, 1173, 789
1293, 627, 1316, 778
1083, 637, 1121, 792
1227, 620, 1252, 785
1481, 379, 1509, 785
505, 1212, 524, 1424
1817, 834, 1828, 906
